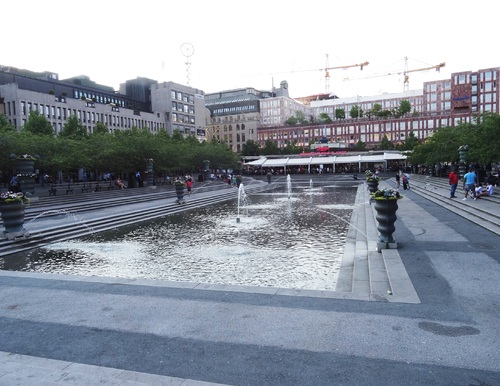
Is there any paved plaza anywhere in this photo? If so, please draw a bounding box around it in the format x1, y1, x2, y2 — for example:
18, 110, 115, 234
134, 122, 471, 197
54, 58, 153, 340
0, 176, 499, 385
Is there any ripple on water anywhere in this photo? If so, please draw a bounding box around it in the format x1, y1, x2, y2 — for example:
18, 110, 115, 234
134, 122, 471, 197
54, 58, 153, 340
7, 185, 357, 291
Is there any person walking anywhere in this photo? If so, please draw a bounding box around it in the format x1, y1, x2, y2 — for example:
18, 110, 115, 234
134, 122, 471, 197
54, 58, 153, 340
448, 169, 459, 198
462, 168, 477, 200
395, 172, 401, 189
402, 172, 410, 190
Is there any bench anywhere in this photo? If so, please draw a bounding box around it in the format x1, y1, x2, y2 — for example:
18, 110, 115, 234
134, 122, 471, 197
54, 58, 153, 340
66, 184, 74, 194
106, 181, 115, 190
81, 182, 91, 193
48, 185, 57, 196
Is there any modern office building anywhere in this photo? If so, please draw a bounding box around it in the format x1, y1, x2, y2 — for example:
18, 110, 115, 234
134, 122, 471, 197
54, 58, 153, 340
0, 66, 205, 138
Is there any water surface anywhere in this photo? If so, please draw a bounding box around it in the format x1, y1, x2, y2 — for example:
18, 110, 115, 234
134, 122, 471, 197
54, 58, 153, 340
1, 185, 356, 290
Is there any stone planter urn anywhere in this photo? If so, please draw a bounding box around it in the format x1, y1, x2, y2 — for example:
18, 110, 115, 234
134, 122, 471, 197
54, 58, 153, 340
0, 201, 26, 239
373, 199, 399, 244
16, 157, 36, 195
174, 183, 186, 204
367, 179, 379, 193
371, 188, 402, 252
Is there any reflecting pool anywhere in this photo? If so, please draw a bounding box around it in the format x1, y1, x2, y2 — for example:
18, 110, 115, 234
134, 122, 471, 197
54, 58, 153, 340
1, 184, 357, 290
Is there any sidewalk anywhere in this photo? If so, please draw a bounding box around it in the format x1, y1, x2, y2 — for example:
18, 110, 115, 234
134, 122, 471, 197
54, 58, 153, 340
0, 178, 499, 385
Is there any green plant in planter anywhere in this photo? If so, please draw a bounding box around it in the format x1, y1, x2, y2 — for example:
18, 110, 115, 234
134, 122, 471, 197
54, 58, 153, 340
17, 154, 36, 161
174, 179, 186, 187
0, 191, 30, 205
365, 170, 379, 182
370, 188, 402, 200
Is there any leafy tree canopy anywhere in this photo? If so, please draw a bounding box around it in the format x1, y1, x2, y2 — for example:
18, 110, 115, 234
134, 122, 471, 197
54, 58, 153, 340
379, 135, 395, 150
59, 114, 88, 139
335, 108, 345, 120
22, 110, 54, 136
241, 140, 261, 156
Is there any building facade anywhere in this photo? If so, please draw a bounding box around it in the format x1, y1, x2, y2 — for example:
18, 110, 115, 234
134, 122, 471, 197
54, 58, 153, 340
0, 66, 205, 138
1, 65, 498, 151
150, 81, 206, 137
256, 67, 499, 149
204, 87, 274, 152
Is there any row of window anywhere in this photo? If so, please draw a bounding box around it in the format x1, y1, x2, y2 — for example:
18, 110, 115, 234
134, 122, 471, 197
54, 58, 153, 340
172, 112, 195, 125
19, 101, 164, 132
172, 124, 197, 135
74, 90, 124, 107
170, 90, 195, 104
171, 101, 194, 114
212, 104, 258, 115
454, 71, 497, 86
257, 115, 473, 147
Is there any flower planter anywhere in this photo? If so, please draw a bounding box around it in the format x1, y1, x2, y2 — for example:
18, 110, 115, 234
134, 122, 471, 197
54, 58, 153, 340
175, 185, 185, 203
373, 199, 399, 244
367, 180, 379, 193
0, 201, 26, 239
17, 158, 36, 195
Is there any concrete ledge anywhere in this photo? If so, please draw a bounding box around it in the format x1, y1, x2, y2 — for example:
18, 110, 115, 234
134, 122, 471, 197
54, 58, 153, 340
382, 249, 421, 304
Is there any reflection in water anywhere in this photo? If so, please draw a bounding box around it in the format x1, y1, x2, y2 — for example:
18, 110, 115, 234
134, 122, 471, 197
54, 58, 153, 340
1, 185, 356, 290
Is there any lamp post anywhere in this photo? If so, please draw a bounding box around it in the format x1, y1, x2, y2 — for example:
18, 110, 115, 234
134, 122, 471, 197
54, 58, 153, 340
458, 145, 468, 179
146, 159, 154, 187
203, 160, 210, 182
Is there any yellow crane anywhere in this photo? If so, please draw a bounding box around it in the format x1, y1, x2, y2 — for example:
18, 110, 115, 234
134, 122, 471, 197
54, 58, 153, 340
324, 55, 369, 93
260, 57, 369, 94
344, 57, 445, 92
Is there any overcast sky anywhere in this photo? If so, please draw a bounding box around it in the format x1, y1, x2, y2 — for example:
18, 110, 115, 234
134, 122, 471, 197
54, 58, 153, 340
3, 0, 498, 98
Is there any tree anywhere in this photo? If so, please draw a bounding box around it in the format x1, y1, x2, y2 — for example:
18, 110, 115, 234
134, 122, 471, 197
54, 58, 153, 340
93, 121, 109, 135
372, 103, 382, 116
408, 113, 500, 167
350, 105, 363, 119
285, 116, 298, 125
335, 108, 345, 120
241, 140, 261, 156
282, 141, 302, 155
171, 129, 185, 142
59, 115, 88, 139
398, 100, 412, 116
318, 113, 332, 123
378, 109, 392, 118
261, 139, 280, 156
399, 131, 420, 151
466, 113, 500, 164
294, 110, 307, 125
379, 135, 395, 150
0, 113, 14, 132
23, 110, 54, 136
353, 140, 366, 150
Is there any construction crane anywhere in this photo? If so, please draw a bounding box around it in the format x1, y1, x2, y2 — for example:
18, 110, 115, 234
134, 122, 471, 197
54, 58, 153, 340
256, 58, 369, 94
344, 57, 445, 92
324, 55, 369, 93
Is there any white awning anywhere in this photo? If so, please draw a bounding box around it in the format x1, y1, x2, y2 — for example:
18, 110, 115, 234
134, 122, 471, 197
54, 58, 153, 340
244, 152, 407, 167
286, 157, 312, 166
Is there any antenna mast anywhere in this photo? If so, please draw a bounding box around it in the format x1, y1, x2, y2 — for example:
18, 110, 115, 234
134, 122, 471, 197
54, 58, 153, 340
180, 43, 194, 86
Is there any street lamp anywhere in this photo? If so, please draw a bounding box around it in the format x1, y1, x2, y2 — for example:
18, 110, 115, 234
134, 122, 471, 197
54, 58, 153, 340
458, 145, 469, 179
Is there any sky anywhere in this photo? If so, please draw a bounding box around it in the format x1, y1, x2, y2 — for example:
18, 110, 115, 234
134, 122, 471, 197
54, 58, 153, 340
3, 0, 498, 99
